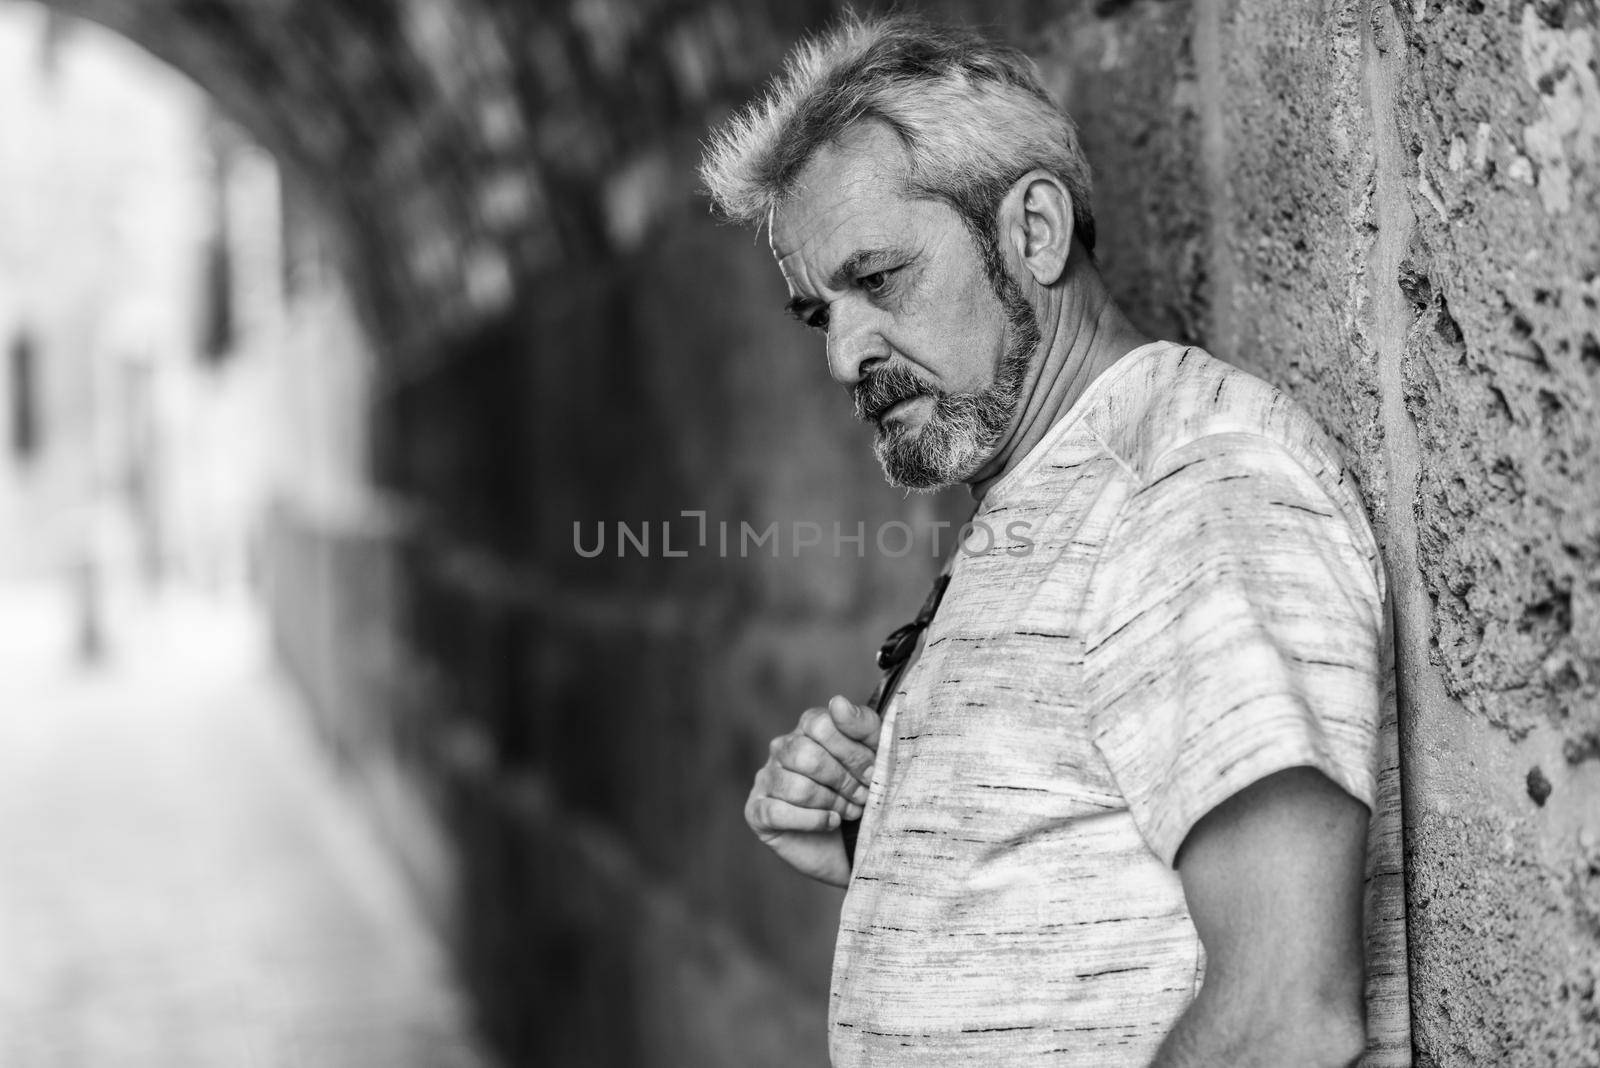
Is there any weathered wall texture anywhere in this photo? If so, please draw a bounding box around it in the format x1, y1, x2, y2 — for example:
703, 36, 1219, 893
34, 0, 1599, 1064
1384, 3, 1600, 1062
1057, 1, 1600, 1061
1058, 1, 1600, 1061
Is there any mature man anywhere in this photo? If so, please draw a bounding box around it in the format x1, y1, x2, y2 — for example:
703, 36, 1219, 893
701, 14, 1406, 1067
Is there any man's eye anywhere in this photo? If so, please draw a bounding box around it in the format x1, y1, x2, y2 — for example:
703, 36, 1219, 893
859, 270, 891, 294
806, 307, 830, 331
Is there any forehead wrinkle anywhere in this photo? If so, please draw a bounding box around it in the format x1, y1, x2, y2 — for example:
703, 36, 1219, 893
768, 183, 870, 264
770, 130, 924, 301
773, 209, 883, 300
790, 194, 908, 287
780, 127, 910, 235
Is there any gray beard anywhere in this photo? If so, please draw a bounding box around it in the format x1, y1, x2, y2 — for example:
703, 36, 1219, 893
870, 279, 1041, 491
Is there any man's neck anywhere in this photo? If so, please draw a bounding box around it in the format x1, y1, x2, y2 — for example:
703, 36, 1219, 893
966, 264, 1154, 502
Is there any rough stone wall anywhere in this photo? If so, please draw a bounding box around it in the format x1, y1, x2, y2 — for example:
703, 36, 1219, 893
1050, 1, 1600, 1062
35, 0, 1600, 1064
1383, 3, 1600, 1062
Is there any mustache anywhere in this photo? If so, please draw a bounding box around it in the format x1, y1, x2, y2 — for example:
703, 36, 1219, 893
853, 363, 937, 422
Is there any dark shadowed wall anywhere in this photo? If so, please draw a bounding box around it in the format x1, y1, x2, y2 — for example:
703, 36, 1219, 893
34, 0, 1599, 1064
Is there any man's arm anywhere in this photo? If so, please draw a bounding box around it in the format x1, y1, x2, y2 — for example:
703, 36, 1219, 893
1150, 766, 1369, 1068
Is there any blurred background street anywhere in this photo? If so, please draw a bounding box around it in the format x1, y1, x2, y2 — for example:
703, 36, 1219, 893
0, 586, 495, 1067
0, 6, 496, 1063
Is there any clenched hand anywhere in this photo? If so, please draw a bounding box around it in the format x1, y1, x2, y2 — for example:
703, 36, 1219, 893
745, 695, 881, 888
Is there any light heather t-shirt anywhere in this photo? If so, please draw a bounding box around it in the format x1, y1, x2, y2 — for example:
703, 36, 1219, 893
830, 342, 1409, 1067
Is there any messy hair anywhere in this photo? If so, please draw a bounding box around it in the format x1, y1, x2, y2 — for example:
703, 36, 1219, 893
699, 12, 1096, 279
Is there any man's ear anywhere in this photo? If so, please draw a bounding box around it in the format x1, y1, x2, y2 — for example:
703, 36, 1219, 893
998, 170, 1075, 287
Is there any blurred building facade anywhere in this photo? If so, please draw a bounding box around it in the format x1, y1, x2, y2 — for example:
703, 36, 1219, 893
0, 3, 378, 651
3, 1, 1596, 1065
0, 7, 217, 597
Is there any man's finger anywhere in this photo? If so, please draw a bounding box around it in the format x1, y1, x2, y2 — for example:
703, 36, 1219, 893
748, 796, 841, 837
799, 706, 878, 786
770, 733, 871, 804
766, 766, 865, 819
828, 694, 882, 749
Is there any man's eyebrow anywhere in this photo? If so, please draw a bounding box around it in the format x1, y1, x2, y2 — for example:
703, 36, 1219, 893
783, 246, 911, 321
826, 246, 907, 291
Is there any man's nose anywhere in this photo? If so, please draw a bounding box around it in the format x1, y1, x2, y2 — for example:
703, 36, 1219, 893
825, 301, 887, 386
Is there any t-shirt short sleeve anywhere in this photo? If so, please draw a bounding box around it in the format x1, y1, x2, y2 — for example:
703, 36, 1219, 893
1083, 431, 1384, 867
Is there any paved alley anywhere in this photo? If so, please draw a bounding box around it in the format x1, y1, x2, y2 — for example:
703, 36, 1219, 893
0, 583, 498, 1068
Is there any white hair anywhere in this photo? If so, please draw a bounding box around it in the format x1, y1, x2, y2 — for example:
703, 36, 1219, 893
700, 12, 1096, 272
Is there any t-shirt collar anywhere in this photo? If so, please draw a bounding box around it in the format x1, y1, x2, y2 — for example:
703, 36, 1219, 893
977, 340, 1181, 506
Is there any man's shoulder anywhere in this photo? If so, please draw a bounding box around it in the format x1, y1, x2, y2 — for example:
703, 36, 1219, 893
1088, 343, 1346, 490
1085, 342, 1386, 602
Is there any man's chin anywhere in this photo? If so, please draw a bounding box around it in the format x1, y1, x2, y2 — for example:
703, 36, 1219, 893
873, 432, 974, 492
880, 465, 957, 492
